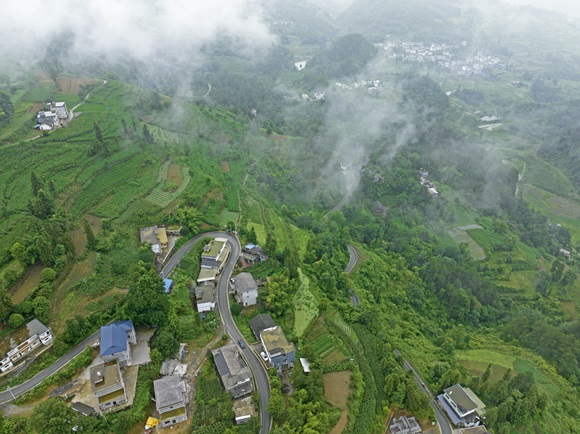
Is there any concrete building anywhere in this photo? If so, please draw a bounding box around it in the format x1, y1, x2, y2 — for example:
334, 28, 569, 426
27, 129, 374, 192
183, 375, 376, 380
201, 238, 228, 269
153, 375, 190, 427
233, 396, 256, 425
212, 344, 254, 398
46, 101, 68, 119
195, 282, 216, 313
260, 326, 296, 370
1, 319, 53, 372
389, 415, 422, 434
249, 314, 276, 340
90, 360, 127, 411
100, 320, 136, 368
232, 272, 258, 307
438, 384, 486, 428
139, 225, 168, 254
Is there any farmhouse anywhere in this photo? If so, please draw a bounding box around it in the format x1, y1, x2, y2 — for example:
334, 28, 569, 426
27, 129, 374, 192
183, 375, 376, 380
437, 384, 486, 428
233, 396, 256, 425
46, 101, 69, 119
90, 360, 127, 411
212, 343, 254, 398
139, 225, 168, 254
201, 238, 229, 269
249, 314, 276, 340
195, 282, 216, 313
232, 272, 258, 307
260, 326, 296, 370
389, 415, 422, 434
99, 320, 136, 368
0, 319, 53, 373
243, 244, 268, 262
153, 376, 190, 427
36, 110, 58, 126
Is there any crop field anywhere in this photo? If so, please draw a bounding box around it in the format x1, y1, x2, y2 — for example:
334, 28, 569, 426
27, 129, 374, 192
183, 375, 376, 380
522, 184, 580, 244
293, 269, 319, 338
447, 228, 486, 260
304, 316, 349, 365
522, 156, 577, 200
456, 349, 516, 382
10, 264, 43, 304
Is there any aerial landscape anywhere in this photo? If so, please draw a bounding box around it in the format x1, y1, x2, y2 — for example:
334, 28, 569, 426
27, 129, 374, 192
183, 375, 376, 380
0, 0, 579, 433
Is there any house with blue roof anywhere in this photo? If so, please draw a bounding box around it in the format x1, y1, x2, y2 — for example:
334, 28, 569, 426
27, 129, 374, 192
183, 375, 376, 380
100, 321, 136, 368
163, 278, 174, 294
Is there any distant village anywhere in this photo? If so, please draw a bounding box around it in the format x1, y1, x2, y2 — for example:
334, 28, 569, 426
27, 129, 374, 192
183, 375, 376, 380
34, 101, 70, 131
375, 38, 503, 78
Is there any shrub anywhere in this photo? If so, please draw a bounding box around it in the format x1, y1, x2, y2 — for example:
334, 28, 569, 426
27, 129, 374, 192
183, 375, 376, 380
8, 313, 24, 328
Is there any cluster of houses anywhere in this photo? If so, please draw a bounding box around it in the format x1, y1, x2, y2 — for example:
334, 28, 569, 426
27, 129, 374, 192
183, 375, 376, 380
194, 237, 230, 313
140, 225, 180, 260
418, 168, 439, 198
0, 319, 53, 373
335, 79, 383, 95
35, 101, 69, 130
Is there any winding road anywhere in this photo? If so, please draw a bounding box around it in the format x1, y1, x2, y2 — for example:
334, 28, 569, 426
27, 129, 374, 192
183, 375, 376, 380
162, 232, 272, 434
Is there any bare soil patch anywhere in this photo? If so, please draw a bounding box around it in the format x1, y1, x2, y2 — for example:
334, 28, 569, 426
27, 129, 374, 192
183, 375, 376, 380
220, 160, 230, 172
270, 134, 288, 141
57, 76, 99, 95
324, 370, 351, 434
10, 264, 43, 304
69, 228, 86, 257
167, 163, 185, 187
85, 214, 103, 235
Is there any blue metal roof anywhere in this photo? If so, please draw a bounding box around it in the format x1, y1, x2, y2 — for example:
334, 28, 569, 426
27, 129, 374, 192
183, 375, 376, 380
100, 321, 133, 356
163, 278, 173, 293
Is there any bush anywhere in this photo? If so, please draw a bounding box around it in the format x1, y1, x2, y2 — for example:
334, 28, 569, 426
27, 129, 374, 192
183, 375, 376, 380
40, 268, 57, 282
8, 313, 24, 329
230, 303, 243, 316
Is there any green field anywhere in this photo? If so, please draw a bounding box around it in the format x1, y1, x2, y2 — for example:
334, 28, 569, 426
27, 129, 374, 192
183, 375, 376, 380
293, 269, 318, 338
304, 315, 350, 366
447, 228, 486, 260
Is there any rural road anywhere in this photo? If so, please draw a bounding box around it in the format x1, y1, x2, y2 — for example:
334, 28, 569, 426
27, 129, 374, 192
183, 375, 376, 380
394, 350, 452, 434
345, 244, 359, 274
0, 330, 100, 406
162, 232, 272, 434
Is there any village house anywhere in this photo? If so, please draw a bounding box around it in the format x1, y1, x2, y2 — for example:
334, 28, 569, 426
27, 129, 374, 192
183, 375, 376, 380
90, 360, 127, 411
195, 282, 216, 313
46, 101, 69, 119
212, 344, 254, 398
0, 319, 53, 373
201, 238, 229, 269
437, 384, 486, 428
243, 244, 268, 262
233, 396, 256, 425
260, 326, 296, 370
389, 415, 422, 434
232, 272, 258, 307
249, 314, 276, 340
153, 375, 190, 427
36, 110, 58, 127
139, 225, 168, 255
99, 320, 136, 368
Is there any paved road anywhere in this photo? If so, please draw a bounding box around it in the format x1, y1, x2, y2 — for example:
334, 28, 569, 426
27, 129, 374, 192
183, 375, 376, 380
346, 244, 359, 273
0, 330, 100, 405
162, 232, 272, 434
394, 350, 452, 434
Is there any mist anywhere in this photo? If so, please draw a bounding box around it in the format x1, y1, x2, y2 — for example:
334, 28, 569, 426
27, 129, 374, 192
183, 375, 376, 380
0, 0, 273, 73
502, 0, 580, 17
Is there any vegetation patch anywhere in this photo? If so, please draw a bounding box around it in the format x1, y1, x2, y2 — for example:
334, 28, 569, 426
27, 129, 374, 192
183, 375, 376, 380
324, 370, 352, 434
447, 228, 486, 260
293, 269, 318, 338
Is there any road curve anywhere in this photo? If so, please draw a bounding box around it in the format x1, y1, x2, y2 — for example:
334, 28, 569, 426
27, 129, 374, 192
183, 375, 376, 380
394, 350, 452, 434
345, 244, 359, 274
162, 232, 272, 434
0, 329, 100, 405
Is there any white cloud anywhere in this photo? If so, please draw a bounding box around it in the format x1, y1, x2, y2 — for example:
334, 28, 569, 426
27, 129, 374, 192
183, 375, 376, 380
0, 0, 273, 65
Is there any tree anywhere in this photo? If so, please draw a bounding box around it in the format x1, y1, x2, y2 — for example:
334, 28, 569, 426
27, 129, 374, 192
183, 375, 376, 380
8, 313, 24, 328
29, 398, 76, 434
30, 171, 43, 196
125, 269, 170, 327
33, 296, 51, 323
40, 267, 57, 282
230, 303, 243, 316
265, 233, 278, 259
267, 389, 285, 420
36, 234, 54, 265
154, 327, 179, 359
10, 242, 27, 263
93, 122, 104, 142
0, 290, 13, 322
176, 207, 201, 235
83, 219, 97, 251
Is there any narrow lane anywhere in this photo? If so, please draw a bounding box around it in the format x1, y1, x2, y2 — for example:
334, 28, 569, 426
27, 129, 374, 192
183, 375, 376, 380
394, 349, 452, 434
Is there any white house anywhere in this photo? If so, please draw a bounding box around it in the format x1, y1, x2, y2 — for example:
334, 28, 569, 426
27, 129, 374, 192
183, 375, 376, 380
196, 282, 216, 313
232, 272, 258, 307
100, 321, 136, 368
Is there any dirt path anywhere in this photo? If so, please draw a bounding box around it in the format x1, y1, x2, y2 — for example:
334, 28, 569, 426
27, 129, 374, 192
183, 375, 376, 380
324, 371, 351, 434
